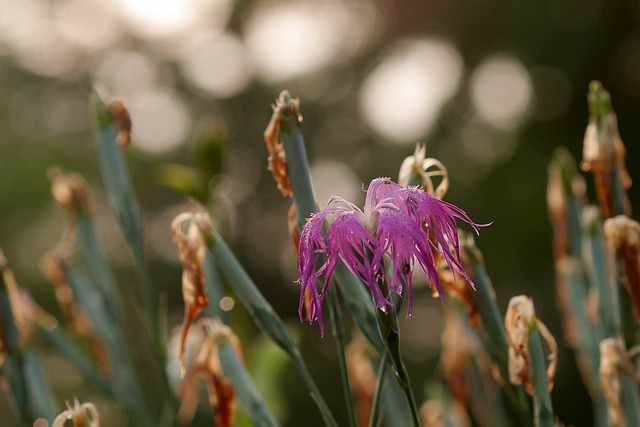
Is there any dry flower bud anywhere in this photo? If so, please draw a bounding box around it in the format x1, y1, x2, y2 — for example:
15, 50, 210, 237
581, 81, 631, 218
263, 91, 302, 197
48, 168, 90, 220
52, 398, 101, 427
505, 295, 557, 395
172, 212, 211, 378
604, 215, 640, 320
108, 100, 132, 150
398, 144, 449, 198
39, 251, 94, 337
599, 338, 637, 427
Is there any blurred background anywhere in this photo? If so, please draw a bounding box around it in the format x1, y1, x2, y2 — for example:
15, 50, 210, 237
2, 0, 640, 425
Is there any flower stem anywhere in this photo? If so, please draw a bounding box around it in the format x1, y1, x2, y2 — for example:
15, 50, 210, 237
327, 285, 358, 427
368, 351, 389, 427
374, 297, 420, 427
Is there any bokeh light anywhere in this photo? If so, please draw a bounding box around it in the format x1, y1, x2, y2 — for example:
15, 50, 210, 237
310, 159, 362, 208
470, 54, 533, 129
54, 0, 119, 51
116, 0, 222, 39
180, 31, 253, 98
126, 88, 191, 155
244, 0, 378, 83
93, 49, 159, 95
359, 37, 463, 144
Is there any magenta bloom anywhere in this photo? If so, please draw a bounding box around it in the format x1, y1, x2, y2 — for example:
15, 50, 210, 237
298, 177, 483, 334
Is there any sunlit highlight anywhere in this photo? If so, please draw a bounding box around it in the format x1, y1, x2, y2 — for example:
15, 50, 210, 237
470, 55, 533, 129
360, 37, 463, 144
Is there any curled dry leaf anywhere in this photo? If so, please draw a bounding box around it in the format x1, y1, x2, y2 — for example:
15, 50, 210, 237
398, 144, 449, 199
604, 215, 640, 321
52, 398, 101, 427
599, 338, 637, 427
436, 246, 479, 327
504, 295, 558, 395
263, 90, 302, 197
172, 211, 212, 378
171, 318, 242, 427
108, 100, 132, 150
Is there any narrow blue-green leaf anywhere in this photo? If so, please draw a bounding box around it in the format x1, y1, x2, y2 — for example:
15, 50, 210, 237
91, 91, 156, 339
206, 233, 296, 355
37, 324, 112, 396
582, 207, 621, 337
527, 325, 554, 427
464, 246, 531, 426
203, 247, 227, 321
0, 261, 30, 423
23, 350, 57, 423
620, 374, 640, 427
218, 342, 279, 427
205, 231, 338, 427
65, 267, 119, 350
91, 91, 144, 259
76, 212, 120, 319
563, 260, 608, 426
66, 266, 153, 426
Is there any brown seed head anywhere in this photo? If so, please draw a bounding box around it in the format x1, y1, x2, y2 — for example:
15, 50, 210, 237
581, 82, 631, 218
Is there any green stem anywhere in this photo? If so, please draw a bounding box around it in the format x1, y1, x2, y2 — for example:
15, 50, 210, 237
527, 325, 554, 427
368, 352, 389, 427
327, 285, 357, 427
467, 257, 531, 426
375, 301, 420, 427
205, 231, 338, 427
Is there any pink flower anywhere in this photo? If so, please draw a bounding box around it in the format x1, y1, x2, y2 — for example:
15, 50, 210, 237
298, 178, 484, 334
